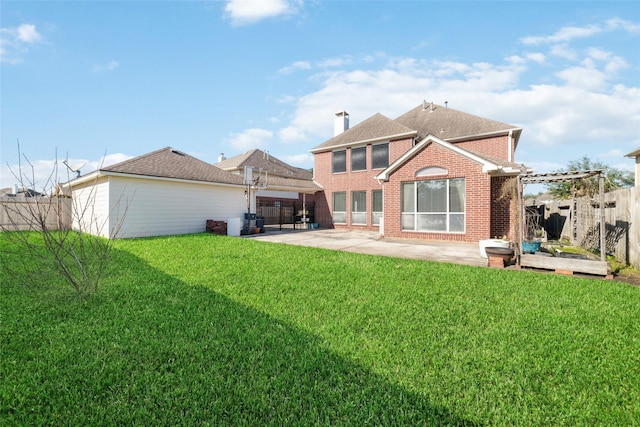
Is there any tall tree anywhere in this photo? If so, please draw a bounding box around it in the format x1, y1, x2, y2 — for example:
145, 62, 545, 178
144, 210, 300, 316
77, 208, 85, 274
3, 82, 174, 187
546, 156, 634, 199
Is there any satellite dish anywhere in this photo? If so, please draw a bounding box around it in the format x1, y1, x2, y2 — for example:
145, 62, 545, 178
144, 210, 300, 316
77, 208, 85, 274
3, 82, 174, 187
63, 159, 86, 178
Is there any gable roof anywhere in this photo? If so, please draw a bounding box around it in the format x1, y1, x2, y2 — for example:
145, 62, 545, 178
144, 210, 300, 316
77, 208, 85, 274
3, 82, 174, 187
395, 103, 522, 143
70, 147, 245, 187
216, 148, 312, 180
312, 103, 522, 152
310, 113, 416, 153
375, 134, 523, 182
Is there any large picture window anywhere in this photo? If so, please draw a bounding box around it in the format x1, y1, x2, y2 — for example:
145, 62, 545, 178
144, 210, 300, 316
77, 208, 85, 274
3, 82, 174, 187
351, 191, 366, 224
332, 192, 346, 224
332, 150, 346, 173
372, 190, 383, 226
401, 178, 465, 232
372, 143, 389, 169
351, 147, 366, 171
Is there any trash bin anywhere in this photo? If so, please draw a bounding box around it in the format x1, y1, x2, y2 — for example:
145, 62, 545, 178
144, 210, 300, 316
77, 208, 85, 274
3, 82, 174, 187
244, 213, 256, 230
256, 216, 264, 228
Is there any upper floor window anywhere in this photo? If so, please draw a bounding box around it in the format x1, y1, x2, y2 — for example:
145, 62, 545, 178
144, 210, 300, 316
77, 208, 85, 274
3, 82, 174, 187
351, 147, 366, 171
372, 143, 389, 169
332, 150, 346, 173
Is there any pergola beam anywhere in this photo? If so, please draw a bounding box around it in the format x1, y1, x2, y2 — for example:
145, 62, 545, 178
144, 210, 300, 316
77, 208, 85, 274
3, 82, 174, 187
520, 169, 603, 184
517, 168, 608, 271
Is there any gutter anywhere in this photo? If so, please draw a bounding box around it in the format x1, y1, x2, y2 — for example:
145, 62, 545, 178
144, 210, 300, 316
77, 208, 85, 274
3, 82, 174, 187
310, 131, 417, 154
64, 170, 246, 190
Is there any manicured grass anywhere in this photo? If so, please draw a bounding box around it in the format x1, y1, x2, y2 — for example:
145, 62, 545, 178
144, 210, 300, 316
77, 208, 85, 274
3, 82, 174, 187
2, 233, 639, 425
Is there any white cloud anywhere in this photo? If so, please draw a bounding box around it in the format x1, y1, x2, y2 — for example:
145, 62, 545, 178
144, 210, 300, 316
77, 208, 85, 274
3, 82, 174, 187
549, 43, 578, 60
92, 59, 120, 73
0, 23, 44, 64
278, 60, 311, 74
224, 0, 300, 26
521, 23, 603, 45
0, 152, 134, 190
521, 18, 640, 46
266, 28, 638, 178
16, 24, 42, 43
225, 128, 273, 151
317, 55, 355, 69
279, 153, 312, 167
277, 125, 307, 143
525, 52, 546, 64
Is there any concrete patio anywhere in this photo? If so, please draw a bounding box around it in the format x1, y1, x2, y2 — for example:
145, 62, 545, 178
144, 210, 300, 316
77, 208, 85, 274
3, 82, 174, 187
243, 227, 487, 267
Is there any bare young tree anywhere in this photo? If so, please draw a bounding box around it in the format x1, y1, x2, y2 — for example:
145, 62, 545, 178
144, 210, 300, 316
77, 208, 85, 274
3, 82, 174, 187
1, 143, 125, 297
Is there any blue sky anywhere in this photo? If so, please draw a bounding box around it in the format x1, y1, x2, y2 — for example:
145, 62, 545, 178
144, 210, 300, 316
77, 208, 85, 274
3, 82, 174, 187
1, 1, 639, 193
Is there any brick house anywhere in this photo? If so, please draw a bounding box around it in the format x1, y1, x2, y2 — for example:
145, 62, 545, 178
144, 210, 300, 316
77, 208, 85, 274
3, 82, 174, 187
311, 102, 524, 242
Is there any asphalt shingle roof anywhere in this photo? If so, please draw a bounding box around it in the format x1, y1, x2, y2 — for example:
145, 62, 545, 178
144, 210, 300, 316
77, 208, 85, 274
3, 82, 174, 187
216, 149, 312, 180
395, 103, 521, 141
311, 113, 416, 152
101, 147, 244, 185
312, 103, 522, 152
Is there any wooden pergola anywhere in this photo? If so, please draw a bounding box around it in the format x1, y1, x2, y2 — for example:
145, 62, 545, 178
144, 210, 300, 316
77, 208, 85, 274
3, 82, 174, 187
516, 170, 609, 277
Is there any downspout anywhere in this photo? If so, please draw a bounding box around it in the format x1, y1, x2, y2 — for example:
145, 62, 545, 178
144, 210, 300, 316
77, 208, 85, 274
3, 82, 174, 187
376, 178, 385, 238
508, 130, 513, 162
516, 174, 523, 265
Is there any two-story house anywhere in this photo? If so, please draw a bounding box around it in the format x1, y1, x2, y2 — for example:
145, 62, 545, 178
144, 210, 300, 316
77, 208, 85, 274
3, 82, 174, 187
311, 102, 524, 242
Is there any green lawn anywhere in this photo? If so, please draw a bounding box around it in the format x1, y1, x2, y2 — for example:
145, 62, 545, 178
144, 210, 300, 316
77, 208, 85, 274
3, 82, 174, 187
2, 233, 639, 425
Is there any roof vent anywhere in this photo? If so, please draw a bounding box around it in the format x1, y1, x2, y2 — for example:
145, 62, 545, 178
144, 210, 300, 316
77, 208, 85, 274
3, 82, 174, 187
218, 153, 226, 162
171, 149, 185, 156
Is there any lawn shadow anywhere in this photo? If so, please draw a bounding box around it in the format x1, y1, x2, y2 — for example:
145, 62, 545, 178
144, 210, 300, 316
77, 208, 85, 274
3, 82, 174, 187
2, 244, 479, 426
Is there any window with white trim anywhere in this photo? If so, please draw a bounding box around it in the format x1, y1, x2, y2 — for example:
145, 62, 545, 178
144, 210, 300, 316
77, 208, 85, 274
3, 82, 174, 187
401, 178, 465, 232
372, 143, 389, 169
351, 191, 367, 224
372, 190, 383, 226
332, 150, 346, 173
332, 192, 346, 224
351, 146, 366, 171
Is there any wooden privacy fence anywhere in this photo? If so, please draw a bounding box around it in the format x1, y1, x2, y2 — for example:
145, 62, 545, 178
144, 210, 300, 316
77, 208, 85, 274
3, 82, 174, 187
541, 186, 639, 269
0, 197, 72, 231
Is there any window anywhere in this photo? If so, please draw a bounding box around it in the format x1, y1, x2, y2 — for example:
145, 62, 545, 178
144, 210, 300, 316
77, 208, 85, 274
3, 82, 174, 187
401, 178, 465, 232
351, 191, 366, 224
372, 143, 389, 169
372, 190, 382, 226
351, 146, 366, 171
332, 192, 346, 224
332, 150, 346, 173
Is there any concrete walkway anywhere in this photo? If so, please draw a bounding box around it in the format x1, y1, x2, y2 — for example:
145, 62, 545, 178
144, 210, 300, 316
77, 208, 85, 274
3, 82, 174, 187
243, 227, 487, 267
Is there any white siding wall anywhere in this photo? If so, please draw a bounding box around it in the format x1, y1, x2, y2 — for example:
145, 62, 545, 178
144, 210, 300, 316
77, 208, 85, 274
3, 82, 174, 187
107, 176, 247, 238
71, 176, 111, 238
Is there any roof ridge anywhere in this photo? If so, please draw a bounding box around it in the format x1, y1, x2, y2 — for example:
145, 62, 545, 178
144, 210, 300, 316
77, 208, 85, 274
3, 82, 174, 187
102, 146, 173, 171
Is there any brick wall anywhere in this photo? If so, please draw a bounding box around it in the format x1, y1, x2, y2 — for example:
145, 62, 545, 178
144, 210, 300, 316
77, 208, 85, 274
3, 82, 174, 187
383, 142, 492, 242
313, 137, 415, 230
313, 135, 515, 241
457, 135, 513, 161
490, 176, 516, 240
